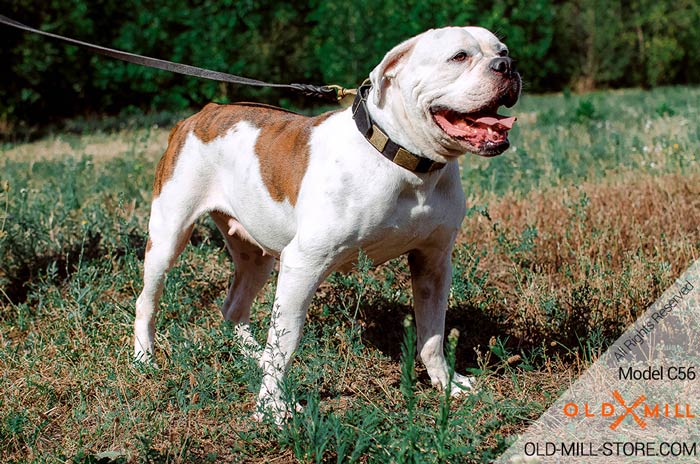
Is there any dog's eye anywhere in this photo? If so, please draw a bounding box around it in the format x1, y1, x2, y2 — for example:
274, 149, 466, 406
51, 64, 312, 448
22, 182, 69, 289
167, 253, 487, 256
498, 49, 509, 57
450, 51, 469, 63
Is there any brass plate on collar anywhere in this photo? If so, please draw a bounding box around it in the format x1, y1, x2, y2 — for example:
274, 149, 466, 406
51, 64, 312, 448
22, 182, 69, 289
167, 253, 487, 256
429, 161, 446, 172
393, 148, 420, 171
368, 126, 389, 152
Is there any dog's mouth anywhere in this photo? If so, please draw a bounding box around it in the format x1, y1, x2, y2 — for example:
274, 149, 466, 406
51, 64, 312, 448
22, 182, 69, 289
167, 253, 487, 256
431, 107, 516, 157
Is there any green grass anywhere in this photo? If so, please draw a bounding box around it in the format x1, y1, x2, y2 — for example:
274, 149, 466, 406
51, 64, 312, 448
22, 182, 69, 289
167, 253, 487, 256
1, 86, 699, 463
461, 86, 700, 195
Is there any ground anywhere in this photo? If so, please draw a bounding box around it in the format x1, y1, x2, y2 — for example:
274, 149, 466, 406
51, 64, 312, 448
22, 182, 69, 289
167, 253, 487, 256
1, 86, 699, 463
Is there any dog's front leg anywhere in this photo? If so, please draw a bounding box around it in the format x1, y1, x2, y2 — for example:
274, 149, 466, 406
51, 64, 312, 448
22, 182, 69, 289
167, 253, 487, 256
254, 240, 330, 422
408, 245, 474, 396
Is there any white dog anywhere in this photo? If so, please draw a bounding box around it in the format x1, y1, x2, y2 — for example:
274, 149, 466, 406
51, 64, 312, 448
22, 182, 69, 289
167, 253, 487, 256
134, 26, 521, 420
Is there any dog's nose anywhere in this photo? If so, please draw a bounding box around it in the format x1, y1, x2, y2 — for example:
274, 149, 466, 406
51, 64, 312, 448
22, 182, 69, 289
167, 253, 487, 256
490, 57, 514, 75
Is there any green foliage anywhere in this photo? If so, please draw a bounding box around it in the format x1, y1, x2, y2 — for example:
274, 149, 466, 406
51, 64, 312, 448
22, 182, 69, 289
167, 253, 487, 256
627, 0, 696, 87
1, 0, 114, 129
3, 0, 698, 136
554, 0, 631, 90
476, 0, 555, 90
0, 0, 318, 133
93, 1, 316, 109
309, 0, 481, 85
552, 0, 700, 91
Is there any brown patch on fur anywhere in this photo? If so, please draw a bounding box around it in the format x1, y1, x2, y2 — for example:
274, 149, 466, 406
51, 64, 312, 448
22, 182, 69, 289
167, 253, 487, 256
146, 238, 153, 254
151, 102, 338, 203
254, 110, 336, 205
153, 119, 190, 197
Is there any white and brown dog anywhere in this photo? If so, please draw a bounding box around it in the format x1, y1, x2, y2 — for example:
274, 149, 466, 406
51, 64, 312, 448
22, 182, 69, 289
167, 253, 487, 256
134, 26, 521, 419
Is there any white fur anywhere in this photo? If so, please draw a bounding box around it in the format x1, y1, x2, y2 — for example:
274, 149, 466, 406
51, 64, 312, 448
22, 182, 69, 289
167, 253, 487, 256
134, 27, 520, 422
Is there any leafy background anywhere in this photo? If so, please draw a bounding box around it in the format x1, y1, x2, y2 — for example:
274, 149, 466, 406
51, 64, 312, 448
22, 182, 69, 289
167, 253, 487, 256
2, 0, 700, 136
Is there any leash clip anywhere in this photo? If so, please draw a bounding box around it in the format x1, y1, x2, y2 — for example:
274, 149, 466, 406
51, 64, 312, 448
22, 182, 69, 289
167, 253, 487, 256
326, 85, 357, 102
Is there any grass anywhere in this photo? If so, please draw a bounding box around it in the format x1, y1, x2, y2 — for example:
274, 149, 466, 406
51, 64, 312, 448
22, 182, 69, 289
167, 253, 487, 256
1, 86, 699, 463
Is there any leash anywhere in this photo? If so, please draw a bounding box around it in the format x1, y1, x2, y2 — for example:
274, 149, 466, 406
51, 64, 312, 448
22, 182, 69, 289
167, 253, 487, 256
2, 14, 444, 173
0, 14, 355, 103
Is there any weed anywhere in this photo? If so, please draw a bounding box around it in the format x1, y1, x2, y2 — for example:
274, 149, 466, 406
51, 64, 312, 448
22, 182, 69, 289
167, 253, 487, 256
655, 102, 676, 117
397, 315, 420, 463
573, 99, 598, 122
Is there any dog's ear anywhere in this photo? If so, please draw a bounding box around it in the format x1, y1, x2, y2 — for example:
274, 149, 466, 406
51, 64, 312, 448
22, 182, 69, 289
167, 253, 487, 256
369, 34, 422, 107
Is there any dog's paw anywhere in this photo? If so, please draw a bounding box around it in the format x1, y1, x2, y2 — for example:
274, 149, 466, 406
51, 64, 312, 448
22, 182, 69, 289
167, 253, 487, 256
448, 373, 475, 397
233, 324, 263, 360
252, 398, 303, 426
133, 350, 159, 370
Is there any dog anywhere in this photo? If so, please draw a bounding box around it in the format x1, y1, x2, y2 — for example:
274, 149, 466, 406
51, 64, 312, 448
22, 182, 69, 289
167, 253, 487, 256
134, 26, 521, 420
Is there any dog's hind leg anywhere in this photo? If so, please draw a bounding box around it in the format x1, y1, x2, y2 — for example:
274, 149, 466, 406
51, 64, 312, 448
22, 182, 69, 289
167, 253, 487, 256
210, 211, 275, 358
134, 193, 198, 364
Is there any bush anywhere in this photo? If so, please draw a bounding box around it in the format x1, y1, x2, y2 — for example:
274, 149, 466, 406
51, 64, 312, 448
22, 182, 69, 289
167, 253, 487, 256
1, 0, 698, 135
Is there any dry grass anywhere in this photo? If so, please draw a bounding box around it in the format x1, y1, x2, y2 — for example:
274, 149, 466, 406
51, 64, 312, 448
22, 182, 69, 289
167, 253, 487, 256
458, 170, 700, 347
2, 128, 169, 163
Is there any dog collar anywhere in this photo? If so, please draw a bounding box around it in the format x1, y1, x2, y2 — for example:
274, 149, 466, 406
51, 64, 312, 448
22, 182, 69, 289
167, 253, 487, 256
352, 84, 446, 173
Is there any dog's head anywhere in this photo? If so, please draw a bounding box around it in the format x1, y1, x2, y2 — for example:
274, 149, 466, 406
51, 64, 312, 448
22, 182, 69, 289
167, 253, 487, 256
369, 27, 521, 159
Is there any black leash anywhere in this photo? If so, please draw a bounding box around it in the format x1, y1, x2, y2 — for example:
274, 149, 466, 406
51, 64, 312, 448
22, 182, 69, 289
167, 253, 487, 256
0, 14, 354, 103
1, 14, 444, 173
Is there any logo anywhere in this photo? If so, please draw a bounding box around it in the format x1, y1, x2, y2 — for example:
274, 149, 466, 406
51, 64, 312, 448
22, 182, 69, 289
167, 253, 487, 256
610, 391, 646, 430
563, 391, 696, 430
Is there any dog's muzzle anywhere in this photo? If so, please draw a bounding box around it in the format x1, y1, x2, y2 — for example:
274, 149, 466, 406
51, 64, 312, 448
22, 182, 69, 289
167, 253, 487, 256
490, 56, 521, 108
430, 58, 522, 157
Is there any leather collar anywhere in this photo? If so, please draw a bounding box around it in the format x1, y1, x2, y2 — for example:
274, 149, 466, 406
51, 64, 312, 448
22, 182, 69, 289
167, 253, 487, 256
351, 84, 446, 173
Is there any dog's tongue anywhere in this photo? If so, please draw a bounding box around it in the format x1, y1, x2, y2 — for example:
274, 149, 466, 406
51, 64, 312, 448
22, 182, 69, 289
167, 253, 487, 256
434, 111, 517, 139
434, 110, 517, 145
472, 115, 516, 129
